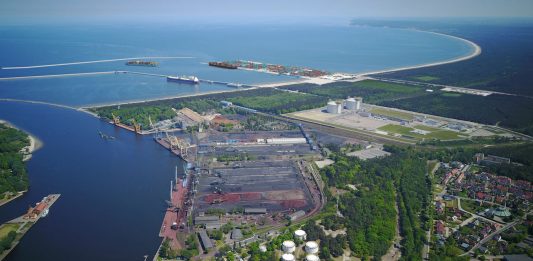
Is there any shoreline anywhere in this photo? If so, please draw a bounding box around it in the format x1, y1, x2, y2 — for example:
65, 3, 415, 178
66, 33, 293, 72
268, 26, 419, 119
0, 119, 43, 159
356, 29, 482, 77
0, 29, 482, 112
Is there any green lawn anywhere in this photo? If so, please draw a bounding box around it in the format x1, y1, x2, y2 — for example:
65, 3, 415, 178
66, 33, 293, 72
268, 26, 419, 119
0, 223, 19, 239
370, 108, 415, 121
413, 75, 440, 82
378, 124, 463, 140
441, 93, 463, 97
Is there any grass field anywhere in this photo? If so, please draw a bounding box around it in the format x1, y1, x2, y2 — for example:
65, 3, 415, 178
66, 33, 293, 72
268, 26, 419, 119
0, 223, 19, 239
378, 124, 462, 140
412, 75, 440, 82
370, 108, 415, 121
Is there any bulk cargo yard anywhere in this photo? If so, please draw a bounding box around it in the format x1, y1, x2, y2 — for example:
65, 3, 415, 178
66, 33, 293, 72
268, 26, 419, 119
141, 107, 325, 258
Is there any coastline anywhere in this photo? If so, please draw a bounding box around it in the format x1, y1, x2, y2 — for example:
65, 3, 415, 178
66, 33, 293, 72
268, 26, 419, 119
0, 119, 43, 159
356, 29, 482, 77
0, 29, 482, 112
0, 120, 41, 207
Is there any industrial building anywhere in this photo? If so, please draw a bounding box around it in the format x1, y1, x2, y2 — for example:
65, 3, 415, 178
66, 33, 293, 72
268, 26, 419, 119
175, 107, 207, 128
198, 230, 214, 250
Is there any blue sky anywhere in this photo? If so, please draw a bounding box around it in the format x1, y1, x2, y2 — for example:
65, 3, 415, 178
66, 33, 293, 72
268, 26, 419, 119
2, 0, 533, 23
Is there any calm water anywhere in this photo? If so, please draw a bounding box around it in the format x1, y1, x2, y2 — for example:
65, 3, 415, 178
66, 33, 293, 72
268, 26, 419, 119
0, 23, 474, 260
0, 102, 183, 260
0, 24, 474, 107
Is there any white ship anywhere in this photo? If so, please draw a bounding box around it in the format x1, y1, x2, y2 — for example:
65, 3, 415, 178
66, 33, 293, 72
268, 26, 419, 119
167, 75, 200, 84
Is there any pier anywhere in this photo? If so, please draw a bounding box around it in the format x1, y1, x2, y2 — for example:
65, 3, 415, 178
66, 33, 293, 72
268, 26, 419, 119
0, 194, 61, 260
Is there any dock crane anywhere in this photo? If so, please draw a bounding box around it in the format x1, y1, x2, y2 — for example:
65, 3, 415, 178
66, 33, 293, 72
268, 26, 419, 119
130, 118, 141, 134
111, 113, 120, 125
165, 132, 189, 159
149, 115, 161, 139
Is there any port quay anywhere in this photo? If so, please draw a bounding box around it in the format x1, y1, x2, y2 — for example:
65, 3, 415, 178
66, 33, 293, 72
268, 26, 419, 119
0, 194, 61, 261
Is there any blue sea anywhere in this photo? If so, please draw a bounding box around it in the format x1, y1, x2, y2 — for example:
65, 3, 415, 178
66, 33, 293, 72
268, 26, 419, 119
0, 22, 474, 260
0, 23, 474, 106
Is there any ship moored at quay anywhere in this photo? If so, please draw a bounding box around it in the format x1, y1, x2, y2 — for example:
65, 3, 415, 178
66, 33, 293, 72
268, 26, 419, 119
166, 75, 200, 84
125, 60, 159, 67
208, 61, 238, 69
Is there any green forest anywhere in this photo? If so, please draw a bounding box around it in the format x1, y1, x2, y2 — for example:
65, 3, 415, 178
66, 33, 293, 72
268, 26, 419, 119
320, 147, 430, 259
93, 88, 327, 129
0, 123, 30, 195
282, 80, 428, 103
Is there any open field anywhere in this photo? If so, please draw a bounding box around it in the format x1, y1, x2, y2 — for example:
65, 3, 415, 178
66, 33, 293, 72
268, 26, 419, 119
377, 124, 463, 140
413, 75, 440, 82
370, 107, 415, 121
0, 223, 19, 239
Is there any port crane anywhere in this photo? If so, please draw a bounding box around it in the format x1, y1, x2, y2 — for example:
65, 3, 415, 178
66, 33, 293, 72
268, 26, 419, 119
165, 132, 189, 158
111, 112, 120, 125
130, 118, 141, 134
148, 115, 162, 138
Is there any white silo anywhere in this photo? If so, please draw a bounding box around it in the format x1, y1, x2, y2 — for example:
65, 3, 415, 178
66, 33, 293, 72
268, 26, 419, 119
305, 254, 320, 261
294, 229, 307, 241
355, 97, 363, 110
281, 253, 295, 261
345, 97, 357, 110
282, 240, 296, 253
305, 241, 319, 254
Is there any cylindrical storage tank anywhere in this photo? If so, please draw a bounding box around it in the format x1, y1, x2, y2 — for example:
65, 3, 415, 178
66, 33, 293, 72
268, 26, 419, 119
259, 245, 267, 252
345, 98, 356, 110
335, 103, 342, 114
282, 240, 296, 253
326, 101, 338, 114
294, 229, 307, 241
281, 253, 295, 261
305, 241, 319, 254
355, 97, 363, 110
305, 254, 320, 261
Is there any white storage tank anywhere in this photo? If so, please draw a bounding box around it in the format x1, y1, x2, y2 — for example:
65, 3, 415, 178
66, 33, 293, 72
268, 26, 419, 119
282, 240, 296, 253
281, 253, 295, 261
294, 229, 307, 241
345, 97, 357, 110
355, 97, 363, 110
305, 254, 320, 261
305, 241, 319, 254
326, 101, 341, 114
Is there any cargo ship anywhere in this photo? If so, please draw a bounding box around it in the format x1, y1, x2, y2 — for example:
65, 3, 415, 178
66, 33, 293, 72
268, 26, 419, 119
167, 75, 200, 84
125, 60, 159, 67
208, 61, 238, 69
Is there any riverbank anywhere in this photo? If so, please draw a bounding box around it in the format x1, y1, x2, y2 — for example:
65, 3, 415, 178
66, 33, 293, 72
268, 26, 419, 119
0, 120, 42, 207
0, 119, 43, 161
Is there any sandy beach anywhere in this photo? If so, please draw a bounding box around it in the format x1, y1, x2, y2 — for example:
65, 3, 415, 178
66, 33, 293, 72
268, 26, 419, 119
357, 30, 482, 77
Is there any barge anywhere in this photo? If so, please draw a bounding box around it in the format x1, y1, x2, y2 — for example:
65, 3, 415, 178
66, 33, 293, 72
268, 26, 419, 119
125, 60, 158, 67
